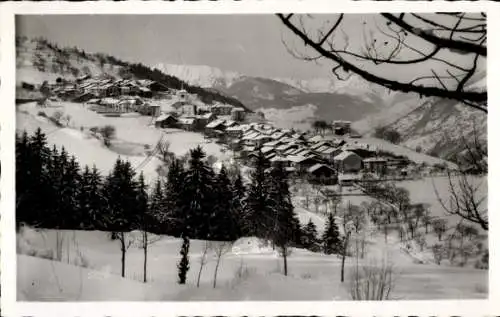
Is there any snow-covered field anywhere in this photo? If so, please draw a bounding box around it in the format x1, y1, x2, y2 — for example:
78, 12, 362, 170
16, 101, 232, 183
18, 227, 487, 301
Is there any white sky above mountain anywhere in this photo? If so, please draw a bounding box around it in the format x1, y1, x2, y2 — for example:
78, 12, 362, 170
17, 14, 485, 84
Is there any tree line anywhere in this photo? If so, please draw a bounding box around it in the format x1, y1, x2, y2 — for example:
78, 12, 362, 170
16, 129, 345, 279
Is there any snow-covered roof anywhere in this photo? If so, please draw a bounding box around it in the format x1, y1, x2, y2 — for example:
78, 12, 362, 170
155, 114, 176, 122
287, 155, 310, 163
334, 151, 361, 161
309, 135, 324, 143
261, 146, 275, 154
231, 107, 246, 112
206, 119, 226, 128
308, 163, 334, 173
363, 157, 388, 163
178, 118, 195, 125
270, 156, 289, 162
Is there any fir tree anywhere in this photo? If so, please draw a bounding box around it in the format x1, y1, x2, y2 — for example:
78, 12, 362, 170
163, 158, 185, 236
177, 236, 190, 285
267, 162, 300, 276
231, 170, 246, 237
78, 165, 105, 229
245, 148, 272, 238
322, 213, 342, 255
302, 219, 320, 252
136, 172, 150, 283
213, 165, 239, 241
59, 155, 81, 228
148, 178, 164, 234
181, 146, 216, 240
103, 158, 138, 277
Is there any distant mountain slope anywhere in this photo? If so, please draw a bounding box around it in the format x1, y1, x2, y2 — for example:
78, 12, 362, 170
155, 63, 393, 125
16, 37, 249, 111
384, 97, 487, 161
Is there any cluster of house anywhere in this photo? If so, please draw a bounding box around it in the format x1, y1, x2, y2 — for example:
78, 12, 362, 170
156, 114, 403, 185
50, 75, 166, 100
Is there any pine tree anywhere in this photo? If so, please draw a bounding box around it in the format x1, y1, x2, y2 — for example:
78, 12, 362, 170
136, 172, 150, 283
60, 155, 81, 228
29, 128, 52, 226
148, 178, 164, 234
78, 165, 105, 229
181, 146, 216, 240
177, 236, 190, 285
103, 158, 138, 277
267, 162, 300, 276
163, 158, 185, 236
322, 213, 342, 255
213, 165, 239, 241
302, 219, 320, 252
231, 170, 246, 237
245, 148, 272, 238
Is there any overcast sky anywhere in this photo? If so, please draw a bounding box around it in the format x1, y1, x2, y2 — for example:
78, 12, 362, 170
17, 14, 485, 82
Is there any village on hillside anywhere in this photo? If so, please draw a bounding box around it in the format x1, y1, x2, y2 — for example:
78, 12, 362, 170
18, 74, 452, 191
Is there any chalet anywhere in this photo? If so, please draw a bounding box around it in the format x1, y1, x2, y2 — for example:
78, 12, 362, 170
211, 104, 233, 115
334, 151, 363, 173
226, 125, 244, 138
178, 117, 197, 131
363, 157, 388, 175
138, 87, 153, 98
178, 104, 197, 117
155, 114, 178, 128
276, 143, 300, 155
309, 135, 324, 143
138, 103, 161, 117
270, 156, 291, 167
333, 120, 351, 135
196, 112, 216, 128
308, 164, 337, 184
338, 173, 361, 187
318, 146, 342, 162
206, 119, 227, 137
287, 155, 322, 171
231, 107, 246, 121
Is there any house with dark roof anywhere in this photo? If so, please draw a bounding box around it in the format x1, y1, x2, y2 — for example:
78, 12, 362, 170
334, 151, 363, 173
155, 114, 178, 128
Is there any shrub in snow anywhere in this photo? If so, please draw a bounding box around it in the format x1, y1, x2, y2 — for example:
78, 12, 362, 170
349, 260, 396, 300
177, 236, 190, 285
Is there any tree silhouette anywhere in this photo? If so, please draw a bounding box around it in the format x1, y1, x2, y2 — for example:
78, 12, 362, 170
277, 13, 486, 112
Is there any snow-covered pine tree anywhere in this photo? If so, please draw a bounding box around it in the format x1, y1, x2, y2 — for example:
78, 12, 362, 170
16, 131, 32, 228
136, 172, 150, 283
322, 212, 342, 255
181, 146, 216, 240
60, 155, 81, 229
163, 158, 185, 236
177, 235, 190, 285
78, 165, 105, 229
103, 158, 138, 277
245, 148, 272, 238
148, 178, 164, 234
268, 162, 300, 276
231, 169, 246, 237
302, 219, 320, 252
213, 165, 239, 241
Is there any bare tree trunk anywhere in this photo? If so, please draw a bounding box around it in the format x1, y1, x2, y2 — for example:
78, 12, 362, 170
120, 232, 126, 278
143, 231, 148, 283
283, 246, 288, 276
213, 255, 221, 288
341, 232, 350, 283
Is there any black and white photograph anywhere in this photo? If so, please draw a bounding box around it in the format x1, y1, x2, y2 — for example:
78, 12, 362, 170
14, 13, 488, 302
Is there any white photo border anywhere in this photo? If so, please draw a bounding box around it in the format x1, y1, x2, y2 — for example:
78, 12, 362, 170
1, 1, 498, 316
